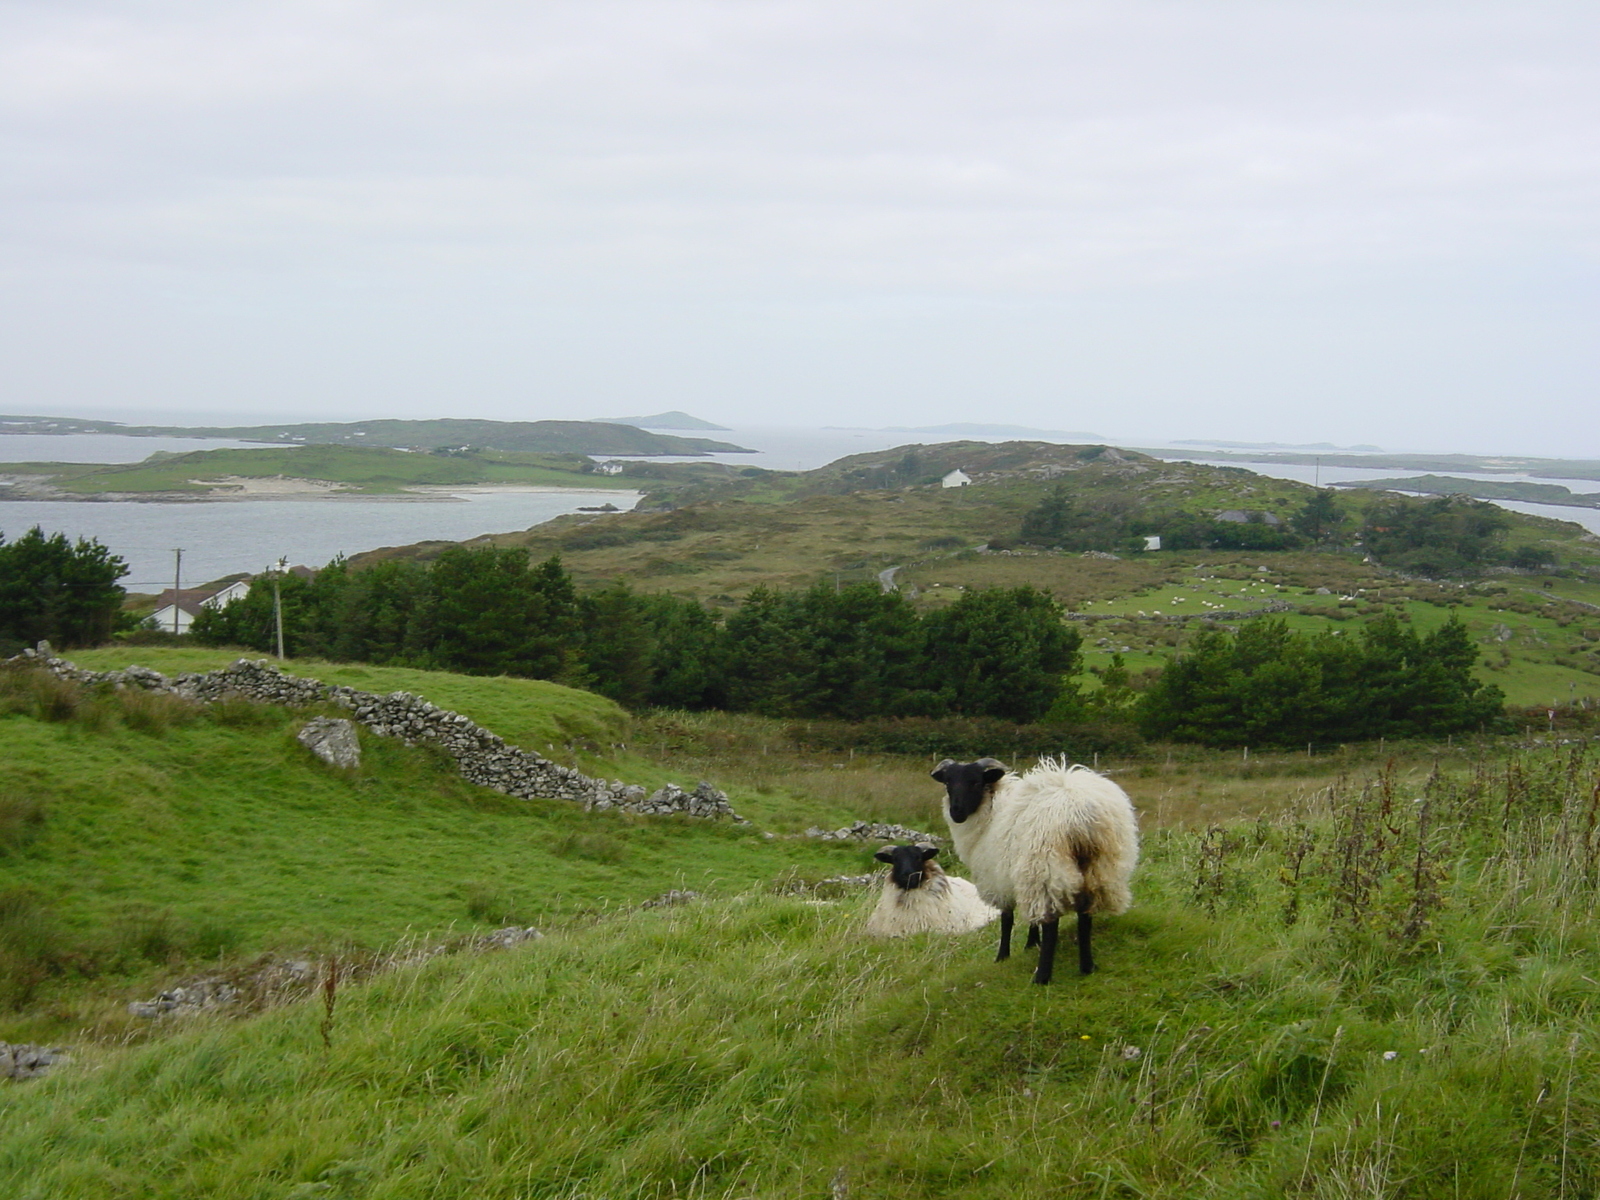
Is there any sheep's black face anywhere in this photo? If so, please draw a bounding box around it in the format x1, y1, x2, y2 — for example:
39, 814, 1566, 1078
932, 758, 1008, 824
876, 844, 939, 891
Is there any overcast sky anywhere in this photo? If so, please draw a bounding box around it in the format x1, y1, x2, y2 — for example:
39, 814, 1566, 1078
1, 1, 1595, 455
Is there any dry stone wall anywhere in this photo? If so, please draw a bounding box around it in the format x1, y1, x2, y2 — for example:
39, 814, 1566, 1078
803, 820, 944, 844
13, 646, 743, 822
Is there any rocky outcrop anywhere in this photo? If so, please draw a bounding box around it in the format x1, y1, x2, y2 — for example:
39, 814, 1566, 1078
296, 716, 361, 769
12, 647, 743, 822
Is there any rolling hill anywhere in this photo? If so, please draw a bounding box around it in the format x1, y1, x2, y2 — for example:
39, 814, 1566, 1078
344, 440, 1600, 708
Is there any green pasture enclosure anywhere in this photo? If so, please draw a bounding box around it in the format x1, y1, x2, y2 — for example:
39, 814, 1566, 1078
66, 649, 632, 753
0, 678, 875, 1063
5, 748, 1600, 1197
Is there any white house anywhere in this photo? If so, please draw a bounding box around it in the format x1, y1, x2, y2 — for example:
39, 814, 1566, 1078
941, 469, 972, 488
594, 461, 626, 476
148, 578, 253, 635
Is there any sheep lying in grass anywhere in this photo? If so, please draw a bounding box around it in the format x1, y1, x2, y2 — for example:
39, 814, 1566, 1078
864, 844, 1000, 937
931, 756, 1138, 983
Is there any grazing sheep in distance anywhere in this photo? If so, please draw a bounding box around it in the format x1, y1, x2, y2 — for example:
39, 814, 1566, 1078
931, 756, 1139, 983
864, 844, 1000, 937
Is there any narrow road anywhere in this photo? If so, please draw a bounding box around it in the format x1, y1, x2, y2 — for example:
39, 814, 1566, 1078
878, 565, 901, 593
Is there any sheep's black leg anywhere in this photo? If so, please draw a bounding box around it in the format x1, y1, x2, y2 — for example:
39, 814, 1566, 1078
1024, 924, 1040, 950
1075, 892, 1095, 975
1032, 918, 1059, 985
997, 908, 1014, 961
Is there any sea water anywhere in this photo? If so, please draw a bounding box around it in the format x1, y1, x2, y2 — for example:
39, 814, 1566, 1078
0, 490, 639, 593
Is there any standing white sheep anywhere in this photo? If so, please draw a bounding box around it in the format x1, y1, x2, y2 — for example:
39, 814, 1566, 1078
931, 756, 1139, 983
864, 844, 1000, 937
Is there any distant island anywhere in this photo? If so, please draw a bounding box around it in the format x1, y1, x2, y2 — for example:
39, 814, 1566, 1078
829, 422, 1108, 440
590, 411, 731, 431
1173, 439, 1384, 452
1142, 446, 1600, 483
1333, 474, 1600, 509
0, 414, 751, 456
0, 444, 646, 501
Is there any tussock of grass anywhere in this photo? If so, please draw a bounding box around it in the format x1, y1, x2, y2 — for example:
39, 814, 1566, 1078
0, 791, 46, 856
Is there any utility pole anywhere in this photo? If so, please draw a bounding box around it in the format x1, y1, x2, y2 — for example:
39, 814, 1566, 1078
270, 557, 288, 660
171, 549, 183, 634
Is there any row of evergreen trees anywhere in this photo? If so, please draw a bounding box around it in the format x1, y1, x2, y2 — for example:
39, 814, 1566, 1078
191, 547, 1082, 722
1135, 615, 1504, 747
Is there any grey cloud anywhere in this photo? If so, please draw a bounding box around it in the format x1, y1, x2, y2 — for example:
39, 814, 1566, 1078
0, 1, 1596, 452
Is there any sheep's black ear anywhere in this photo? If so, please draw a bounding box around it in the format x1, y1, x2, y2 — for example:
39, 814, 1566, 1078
976, 756, 1008, 784
874, 848, 895, 863
931, 758, 956, 783
920, 846, 940, 861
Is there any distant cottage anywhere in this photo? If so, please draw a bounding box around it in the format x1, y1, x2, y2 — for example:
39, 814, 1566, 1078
941, 469, 972, 489
148, 579, 253, 635
594, 461, 625, 476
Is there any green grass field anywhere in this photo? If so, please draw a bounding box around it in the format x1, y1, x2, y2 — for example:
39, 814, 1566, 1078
4, 672, 1600, 1197
0, 661, 873, 1048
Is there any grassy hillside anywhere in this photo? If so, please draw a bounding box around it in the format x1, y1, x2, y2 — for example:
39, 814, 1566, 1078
384, 444, 1326, 594
0, 660, 873, 1047
4, 738, 1600, 1198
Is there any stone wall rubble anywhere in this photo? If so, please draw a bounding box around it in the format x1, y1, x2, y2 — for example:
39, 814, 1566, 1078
1, 1043, 65, 1081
